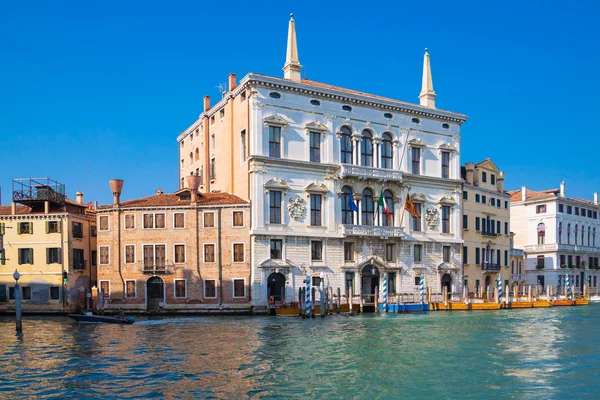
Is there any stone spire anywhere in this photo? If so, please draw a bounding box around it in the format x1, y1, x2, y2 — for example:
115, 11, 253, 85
283, 13, 302, 82
419, 48, 436, 109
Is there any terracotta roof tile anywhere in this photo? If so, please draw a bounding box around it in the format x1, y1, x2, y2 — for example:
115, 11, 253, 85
0, 205, 33, 215
97, 191, 248, 209
507, 189, 557, 202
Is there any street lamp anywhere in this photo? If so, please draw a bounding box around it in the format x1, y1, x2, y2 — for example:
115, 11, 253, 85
13, 269, 22, 333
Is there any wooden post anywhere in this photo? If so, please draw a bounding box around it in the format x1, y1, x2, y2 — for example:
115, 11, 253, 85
337, 288, 341, 314
311, 287, 316, 318
349, 288, 353, 316
359, 291, 363, 314
374, 286, 379, 313
528, 285, 532, 302
299, 287, 304, 318
329, 287, 334, 314
14, 270, 22, 334
443, 286, 448, 307
320, 286, 325, 318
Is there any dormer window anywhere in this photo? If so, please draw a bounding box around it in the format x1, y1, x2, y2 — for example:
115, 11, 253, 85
342, 105, 352, 112
310, 99, 321, 106
269, 92, 281, 99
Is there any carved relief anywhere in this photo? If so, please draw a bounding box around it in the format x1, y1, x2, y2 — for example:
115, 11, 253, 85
287, 197, 306, 221
425, 207, 439, 229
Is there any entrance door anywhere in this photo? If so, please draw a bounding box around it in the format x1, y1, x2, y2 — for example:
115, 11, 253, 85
361, 266, 380, 302
147, 277, 164, 311
441, 274, 452, 294
267, 273, 286, 302
484, 276, 491, 298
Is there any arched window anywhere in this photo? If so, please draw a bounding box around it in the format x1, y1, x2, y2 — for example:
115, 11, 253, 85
360, 130, 373, 167
361, 188, 374, 226
381, 133, 393, 169
511, 260, 515, 275
575, 225, 579, 245
341, 186, 354, 225
537, 223, 546, 245
581, 225, 585, 246
558, 222, 562, 244
519, 261, 522, 274
567, 223, 571, 244
382, 190, 395, 227
594, 228, 597, 247
194, 148, 199, 161
340, 126, 353, 164
588, 227, 592, 247
189, 152, 193, 165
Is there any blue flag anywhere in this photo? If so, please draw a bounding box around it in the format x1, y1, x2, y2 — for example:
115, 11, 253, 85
349, 187, 358, 212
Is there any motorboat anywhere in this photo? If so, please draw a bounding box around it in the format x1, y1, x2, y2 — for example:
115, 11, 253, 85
68, 312, 135, 324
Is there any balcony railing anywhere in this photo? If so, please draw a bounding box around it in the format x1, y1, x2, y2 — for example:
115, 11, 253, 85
524, 243, 600, 254
510, 249, 524, 257
511, 274, 526, 281
142, 260, 175, 274
481, 262, 501, 272
481, 231, 497, 237
341, 224, 404, 238
339, 164, 402, 182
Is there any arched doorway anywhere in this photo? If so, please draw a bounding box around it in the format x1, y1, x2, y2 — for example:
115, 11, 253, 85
484, 275, 492, 298
267, 272, 286, 304
147, 276, 164, 311
361, 265, 380, 302
441, 274, 452, 294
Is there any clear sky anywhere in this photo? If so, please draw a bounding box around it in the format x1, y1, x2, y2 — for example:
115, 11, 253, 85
1, 0, 599, 205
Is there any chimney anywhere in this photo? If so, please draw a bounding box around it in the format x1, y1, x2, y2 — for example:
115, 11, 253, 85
521, 186, 527, 202
594, 192, 598, 206
186, 174, 202, 204
156, 189, 164, 195
94, 200, 98, 210
44, 201, 49, 214
109, 179, 124, 206
560, 181, 566, 198
497, 172, 505, 192
76, 191, 84, 204
465, 163, 475, 184
203, 96, 211, 112
228, 73, 237, 92
11, 202, 15, 215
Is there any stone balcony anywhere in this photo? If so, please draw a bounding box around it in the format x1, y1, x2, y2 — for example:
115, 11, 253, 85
341, 224, 404, 238
510, 248, 524, 257
511, 274, 526, 281
524, 243, 600, 254
339, 164, 402, 182
481, 262, 501, 272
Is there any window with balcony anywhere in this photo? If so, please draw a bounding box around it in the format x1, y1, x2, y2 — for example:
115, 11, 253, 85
361, 188, 374, 226
311, 241, 323, 261
442, 206, 450, 233
310, 194, 322, 226
144, 244, 166, 269
269, 126, 281, 158
341, 186, 354, 224
411, 147, 420, 175
412, 203, 422, 231
270, 239, 283, 259
344, 242, 354, 261
309, 131, 321, 163
382, 190, 395, 227
360, 130, 373, 167
381, 133, 393, 169
537, 223, 546, 245
441, 151, 450, 179
413, 244, 423, 263
340, 126, 353, 164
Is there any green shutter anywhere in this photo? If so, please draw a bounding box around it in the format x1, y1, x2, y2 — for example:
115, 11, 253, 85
0, 250, 5, 265
0, 223, 5, 235
29, 222, 33, 234
46, 248, 50, 264
18, 249, 22, 265
30, 249, 33, 264
58, 248, 62, 264
58, 221, 62, 233
46, 221, 49, 234
17, 224, 21, 235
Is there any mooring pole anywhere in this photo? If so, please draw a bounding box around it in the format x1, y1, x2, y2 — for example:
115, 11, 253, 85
14, 270, 22, 334
311, 287, 316, 318
337, 287, 341, 314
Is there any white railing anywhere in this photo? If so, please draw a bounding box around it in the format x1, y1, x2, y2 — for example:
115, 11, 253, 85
339, 164, 402, 181
511, 274, 526, 281
510, 249, 524, 257
524, 243, 600, 254
342, 224, 404, 238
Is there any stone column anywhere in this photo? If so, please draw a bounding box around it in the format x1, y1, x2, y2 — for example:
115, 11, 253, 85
392, 141, 399, 170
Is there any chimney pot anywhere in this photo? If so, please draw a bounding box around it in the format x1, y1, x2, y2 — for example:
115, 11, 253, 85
156, 189, 164, 195
109, 179, 124, 206
521, 186, 527, 202
560, 181, 566, 198
75, 191, 84, 204
594, 192, 598, 206
186, 174, 203, 204
203, 96, 211, 113
228, 73, 237, 92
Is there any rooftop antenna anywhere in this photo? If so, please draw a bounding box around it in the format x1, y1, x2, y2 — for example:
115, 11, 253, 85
216, 82, 227, 98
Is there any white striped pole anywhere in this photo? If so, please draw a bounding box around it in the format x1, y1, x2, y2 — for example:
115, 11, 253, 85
497, 274, 503, 305
419, 275, 424, 304
566, 274, 571, 300
382, 273, 388, 312
305, 276, 311, 316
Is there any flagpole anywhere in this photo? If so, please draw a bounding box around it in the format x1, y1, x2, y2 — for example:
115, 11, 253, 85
398, 128, 412, 230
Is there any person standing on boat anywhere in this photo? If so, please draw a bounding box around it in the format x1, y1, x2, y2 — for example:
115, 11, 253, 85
117, 308, 124, 319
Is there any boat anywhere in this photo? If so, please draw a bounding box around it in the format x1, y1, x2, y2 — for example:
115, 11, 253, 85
552, 299, 574, 307
508, 301, 534, 308
430, 301, 470, 311
589, 295, 600, 302
68, 312, 135, 324
575, 298, 590, 306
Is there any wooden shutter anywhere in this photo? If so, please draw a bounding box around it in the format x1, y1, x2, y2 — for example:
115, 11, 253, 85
17, 223, 21, 235
46, 248, 50, 264
46, 221, 49, 234
29, 222, 33, 234
143, 245, 153, 267
57, 221, 62, 233
18, 249, 22, 264
144, 214, 153, 229
156, 245, 166, 267
155, 214, 165, 229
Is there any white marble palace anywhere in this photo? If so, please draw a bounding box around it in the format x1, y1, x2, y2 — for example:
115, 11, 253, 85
177, 15, 468, 311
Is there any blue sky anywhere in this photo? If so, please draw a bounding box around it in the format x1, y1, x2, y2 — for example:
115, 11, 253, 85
1, 0, 599, 205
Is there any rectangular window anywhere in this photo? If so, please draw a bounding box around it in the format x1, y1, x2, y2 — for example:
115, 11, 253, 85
126, 280, 136, 298
143, 213, 166, 229
125, 245, 135, 264
537, 255, 545, 268
91, 251, 97, 266
491, 174, 496, 185
311, 241, 322, 261
312, 276, 322, 287
99, 246, 109, 265
345, 272, 355, 293
233, 243, 244, 262
560, 254, 566, 267
411, 147, 421, 175
414, 277, 421, 285
174, 244, 186, 263
99, 216, 109, 231
18, 248, 33, 265
504, 250, 508, 266
210, 158, 216, 180
442, 246, 451, 263
233, 211, 244, 227
310, 194, 322, 226
414, 244, 423, 263
475, 194, 480, 203
124, 214, 135, 229
344, 242, 354, 262
269, 191, 282, 224
219, 108, 225, 119
475, 247, 480, 265
91, 226, 97, 237
233, 279, 246, 298
463, 191, 468, 201
203, 212, 215, 228
442, 206, 450, 233
46, 220, 60, 234
491, 198, 495, 206
441, 151, 450, 179
481, 195, 487, 205
72, 248, 84, 270
50, 287, 60, 300
309, 131, 321, 163
241, 129, 247, 162
386, 243, 395, 262
567, 206, 572, 214
174, 213, 185, 229
575, 207, 579, 216
204, 244, 215, 263
22, 287, 31, 300
175, 279, 187, 298
204, 280, 217, 298
505, 201, 508, 209
388, 272, 396, 294
269, 126, 281, 158
463, 246, 468, 264
536, 205, 547, 214
412, 203, 422, 231
463, 215, 468, 230
18, 222, 33, 235
142, 245, 165, 269
100, 280, 110, 296
504, 222, 508, 235
270, 239, 282, 259
496, 220, 501, 235
482, 171, 487, 183
47, 248, 61, 264
475, 217, 481, 231
72, 222, 83, 238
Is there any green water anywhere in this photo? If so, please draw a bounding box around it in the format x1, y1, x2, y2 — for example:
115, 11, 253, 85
1, 305, 599, 399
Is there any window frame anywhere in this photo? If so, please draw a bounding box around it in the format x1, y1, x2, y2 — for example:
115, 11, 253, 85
124, 214, 136, 230
310, 240, 323, 261
232, 278, 246, 298
232, 211, 244, 228
204, 279, 217, 299
441, 205, 451, 233
270, 239, 283, 260
99, 280, 110, 297
174, 244, 186, 264
411, 147, 421, 175
381, 133, 393, 169
124, 244, 135, 264
142, 213, 166, 230
309, 130, 321, 163
268, 125, 282, 158
203, 212, 215, 228
385, 243, 395, 262
98, 215, 109, 231
343, 242, 354, 262
310, 194, 322, 226
125, 280, 136, 298
413, 244, 423, 263
232, 243, 245, 263
99, 246, 110, 265
174, 279, 187, 298
173, 212, 186, 229
269, 190, 282, 224
203, 243, 216, 263
441, 151, 450, 179
339, 126, 353, 164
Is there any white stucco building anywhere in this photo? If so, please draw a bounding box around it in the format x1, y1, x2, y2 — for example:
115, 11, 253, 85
177, 15, 468, 311
509, 182, 600, 294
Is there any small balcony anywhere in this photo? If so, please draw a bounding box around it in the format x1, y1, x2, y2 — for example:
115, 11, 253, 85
481, 262, 501, 272
142, 260, 175, 274
71, 260, 88, 271
511, 274, 526, 281
510, 248, 524, 257
341, 224, 404, 238
481, 231, 497, 238
339, 164, 402, 182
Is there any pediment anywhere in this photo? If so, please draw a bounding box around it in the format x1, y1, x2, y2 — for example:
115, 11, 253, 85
475, 158, 499, 172
408, 138, 426, 148
264, 178, 289, 192
439, 143, 457, 152
437, 262, 459, 270
305, 182, 328, 193
259, 258, 294, 269
305, 121, 328, 132
439, 196, 457, 206
411, 193, 427, 202
263, 115, 288, 127
355, 256, 387, 271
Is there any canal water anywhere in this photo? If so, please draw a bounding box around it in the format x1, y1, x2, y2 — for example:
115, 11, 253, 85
1, 305, 599, 399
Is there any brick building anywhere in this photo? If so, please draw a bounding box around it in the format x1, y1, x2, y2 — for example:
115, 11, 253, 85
95, 178, 251, 312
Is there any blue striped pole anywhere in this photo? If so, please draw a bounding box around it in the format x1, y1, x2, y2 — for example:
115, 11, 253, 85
419, 275, 424, 304
566, 274, 571, 300
382, 273, 388, 311
497, 274, 503, 304
305, 276, 311, 316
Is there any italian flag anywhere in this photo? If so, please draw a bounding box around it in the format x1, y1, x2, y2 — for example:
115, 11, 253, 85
377, 188, 392, 221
